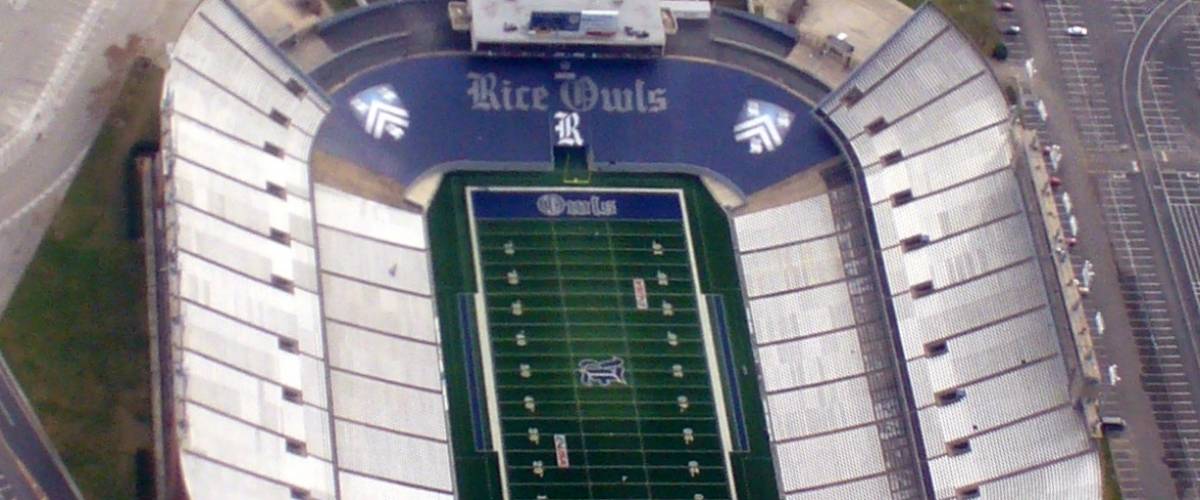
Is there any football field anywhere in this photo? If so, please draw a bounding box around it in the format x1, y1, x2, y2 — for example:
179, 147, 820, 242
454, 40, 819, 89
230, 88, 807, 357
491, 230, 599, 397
466, 187, 737, 500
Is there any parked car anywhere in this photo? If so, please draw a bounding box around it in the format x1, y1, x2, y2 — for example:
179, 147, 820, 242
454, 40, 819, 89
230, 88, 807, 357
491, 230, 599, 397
996, 2, 1015, 11
1002, 25, 1022, 35
1066, 26, 1088, 36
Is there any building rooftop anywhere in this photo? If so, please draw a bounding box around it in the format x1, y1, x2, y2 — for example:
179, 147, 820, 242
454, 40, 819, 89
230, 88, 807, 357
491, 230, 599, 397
469, 0, 666, 51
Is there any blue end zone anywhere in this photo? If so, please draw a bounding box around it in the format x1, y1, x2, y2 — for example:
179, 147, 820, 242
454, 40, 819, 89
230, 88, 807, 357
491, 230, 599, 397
457, 294, 489, 451
470, 189, 682, 221
707, 294, 750, 451
315, 56, 840, 198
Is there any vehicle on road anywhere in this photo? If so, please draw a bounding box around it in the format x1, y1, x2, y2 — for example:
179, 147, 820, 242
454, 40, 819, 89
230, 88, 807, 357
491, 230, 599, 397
1066, 26, 1088, 36
1002, 25, 1021, 35
996, 2, 1015, 11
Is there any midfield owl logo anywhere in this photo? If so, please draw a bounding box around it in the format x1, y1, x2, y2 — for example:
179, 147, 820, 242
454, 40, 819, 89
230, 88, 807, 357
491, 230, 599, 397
577, 357, 627, 387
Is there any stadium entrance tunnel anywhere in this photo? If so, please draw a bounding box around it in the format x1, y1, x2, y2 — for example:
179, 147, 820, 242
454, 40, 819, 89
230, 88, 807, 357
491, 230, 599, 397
311, 55, 841, 206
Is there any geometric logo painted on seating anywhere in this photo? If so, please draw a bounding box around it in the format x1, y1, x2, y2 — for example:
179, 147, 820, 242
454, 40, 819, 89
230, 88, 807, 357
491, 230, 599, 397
734, 99, 794, 155
350, 84, 409, 141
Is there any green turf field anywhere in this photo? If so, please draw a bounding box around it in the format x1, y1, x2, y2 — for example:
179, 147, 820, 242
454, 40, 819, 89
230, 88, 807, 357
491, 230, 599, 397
428, 171, 779, 500
468, 188, 733, 499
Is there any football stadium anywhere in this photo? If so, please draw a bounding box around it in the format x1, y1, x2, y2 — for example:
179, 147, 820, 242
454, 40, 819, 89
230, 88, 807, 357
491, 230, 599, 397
148, 0, 1105, 498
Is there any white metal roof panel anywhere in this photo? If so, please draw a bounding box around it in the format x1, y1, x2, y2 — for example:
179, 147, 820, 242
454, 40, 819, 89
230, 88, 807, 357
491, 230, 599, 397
733, 194, 836, 252
757, 328, 867, 392
182, 453, 301, 500
326, 321, 443, 391
314, 184, 427, 249
338, 471, 455, 500
785, 474, 891, 500
739, 235, 845, 298
774, 425, 886, 493
748, 281, 855, 345
925, 406, 1091, 497
182, 404, 336, 497
178, 253, 324, 356
334, 420, 455, 493
767, 375, 876, 440
317, 226, 432, 295
179, 301, 302, 389
320, 274, 437, 343
329, 370, 448, 441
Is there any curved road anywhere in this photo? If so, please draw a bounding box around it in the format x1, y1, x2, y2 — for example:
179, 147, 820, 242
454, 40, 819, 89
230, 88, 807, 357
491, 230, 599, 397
1120, 0, 1194, 158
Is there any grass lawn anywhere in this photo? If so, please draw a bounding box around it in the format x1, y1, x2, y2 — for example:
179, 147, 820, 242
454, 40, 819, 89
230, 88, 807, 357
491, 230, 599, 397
325, 0, 361, 13
0, 59, 161, 500
902, 0, 1000, 53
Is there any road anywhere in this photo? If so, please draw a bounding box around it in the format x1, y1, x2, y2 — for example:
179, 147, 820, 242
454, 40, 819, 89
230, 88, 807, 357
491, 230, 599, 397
0, 356, 66, 500
0, 439, 39, 500
1003, 0, 1200, 497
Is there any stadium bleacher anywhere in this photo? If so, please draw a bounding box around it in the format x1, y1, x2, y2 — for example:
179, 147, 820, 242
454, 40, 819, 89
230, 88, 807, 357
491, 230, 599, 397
161, 1, 455, 498
816, 6, 1098, 498
314, 185, 455, 496
156, 0, 1101, 498
733, 188, 925, 498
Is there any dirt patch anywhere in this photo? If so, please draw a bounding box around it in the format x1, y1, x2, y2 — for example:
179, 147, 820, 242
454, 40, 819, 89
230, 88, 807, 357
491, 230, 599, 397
311, 148, 417, 209
734, 155, 845, 215
88, 35, 147, 117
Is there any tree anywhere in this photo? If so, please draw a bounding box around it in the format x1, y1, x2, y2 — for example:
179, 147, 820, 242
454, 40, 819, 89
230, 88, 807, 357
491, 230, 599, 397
992, 42, 1009, 61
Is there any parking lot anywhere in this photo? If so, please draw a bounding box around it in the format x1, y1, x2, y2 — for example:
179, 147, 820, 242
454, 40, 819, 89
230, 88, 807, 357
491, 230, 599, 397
1141, 58, 1193, 156
1161, 170, 1200, 306
1042, 0, 1123, 151
996, 8, 1031, 61
1098, 172, 1200, 498
1189, 6, 1200, 99
1109, 0, 1149, 35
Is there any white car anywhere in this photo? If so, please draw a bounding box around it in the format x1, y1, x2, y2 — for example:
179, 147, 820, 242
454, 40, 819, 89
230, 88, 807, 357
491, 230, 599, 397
1066, 26, 1088, 36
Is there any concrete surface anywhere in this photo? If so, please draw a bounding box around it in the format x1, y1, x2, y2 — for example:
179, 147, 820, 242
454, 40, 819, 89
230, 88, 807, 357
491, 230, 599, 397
231, 0, 323, 42
772, 0, 910, 69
